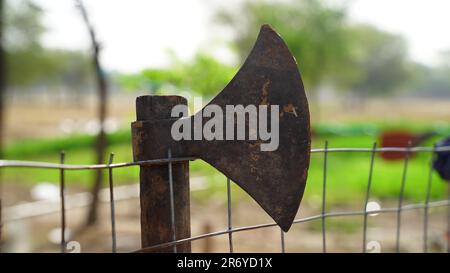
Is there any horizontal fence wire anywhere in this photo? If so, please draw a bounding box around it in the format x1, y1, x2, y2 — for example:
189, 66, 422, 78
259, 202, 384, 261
1, 146, 450, 170
133, 200, 450, 253
1, 145, 449, 253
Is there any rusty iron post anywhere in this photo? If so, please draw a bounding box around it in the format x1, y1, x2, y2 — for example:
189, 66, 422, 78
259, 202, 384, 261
134, 95, 191, 252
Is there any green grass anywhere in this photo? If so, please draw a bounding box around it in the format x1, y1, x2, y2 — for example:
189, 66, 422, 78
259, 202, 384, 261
2, 121, 449, 206
306, 135, 447, 206
309, 218, 361, 234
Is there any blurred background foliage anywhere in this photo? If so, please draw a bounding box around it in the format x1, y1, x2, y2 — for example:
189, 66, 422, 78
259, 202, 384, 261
3, 0, 450, 100
118, 53, 236, 98
1, 0, 449, 254
1, 0, 449, 202
4, 0, 92, 90
115, 0, 449, 102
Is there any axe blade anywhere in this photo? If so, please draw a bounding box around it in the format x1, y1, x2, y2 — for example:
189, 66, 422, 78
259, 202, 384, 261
189, 24, 311, 232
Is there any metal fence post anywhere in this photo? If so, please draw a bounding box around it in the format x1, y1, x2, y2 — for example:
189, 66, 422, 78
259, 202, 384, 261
134, 95, 191, 252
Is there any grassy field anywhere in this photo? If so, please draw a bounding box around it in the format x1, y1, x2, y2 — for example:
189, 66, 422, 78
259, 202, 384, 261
2, 120, 449, 207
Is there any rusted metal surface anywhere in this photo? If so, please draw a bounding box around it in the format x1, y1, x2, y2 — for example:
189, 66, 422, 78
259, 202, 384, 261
132, 24, 311, 232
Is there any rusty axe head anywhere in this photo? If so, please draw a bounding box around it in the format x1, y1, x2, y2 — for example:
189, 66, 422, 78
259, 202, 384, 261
132, 24, 311, 232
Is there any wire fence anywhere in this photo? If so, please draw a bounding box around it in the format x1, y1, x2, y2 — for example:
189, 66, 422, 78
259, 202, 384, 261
1, 144, 450, 253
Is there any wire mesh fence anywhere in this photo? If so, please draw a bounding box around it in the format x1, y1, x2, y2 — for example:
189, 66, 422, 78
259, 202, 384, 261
1, 144, 449, 253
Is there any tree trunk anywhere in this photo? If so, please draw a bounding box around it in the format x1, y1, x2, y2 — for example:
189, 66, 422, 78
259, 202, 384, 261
75, 0, 108, 226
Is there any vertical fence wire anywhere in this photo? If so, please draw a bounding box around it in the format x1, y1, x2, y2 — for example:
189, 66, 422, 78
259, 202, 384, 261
3, 145, 450, 253
396, 144, 411, 253
362, 142, 377, 253
107, 153, 117, 253
167, 149, 177, 253
59, 151, 66, 253
226, 177, 233, 253
321, 141, 328, 253
280, 229, 285, 253
423, 144, 436, 253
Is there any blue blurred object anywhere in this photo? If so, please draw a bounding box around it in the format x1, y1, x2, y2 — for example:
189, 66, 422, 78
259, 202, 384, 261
433, 136, 450, 182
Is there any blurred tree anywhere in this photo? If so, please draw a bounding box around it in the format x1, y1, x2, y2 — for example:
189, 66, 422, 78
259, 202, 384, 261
437, 50, 450, 67
346, 24, 412, 98
410, 55, 450, 98
214, 0, 415, 117
215, 0, 354, 96
4, 0, 43, 49
118, 53, 237, 98
4, 0, 47, 86
4, 0, 92, 91
46, 50, 92, 89
75, 0, 109, 226
119, 0, 414, 111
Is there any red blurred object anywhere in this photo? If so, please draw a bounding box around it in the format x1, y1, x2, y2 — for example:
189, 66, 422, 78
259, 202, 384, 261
380, 131, 434, 160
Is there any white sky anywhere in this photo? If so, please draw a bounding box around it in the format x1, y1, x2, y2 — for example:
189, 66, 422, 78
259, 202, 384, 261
36, 0, 450, 73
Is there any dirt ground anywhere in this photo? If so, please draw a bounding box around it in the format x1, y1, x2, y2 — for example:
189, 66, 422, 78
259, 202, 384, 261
2, 191, 448, 253
4, 94, 137, 142
1, 96, 449, 252
4, 95, 450, 142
